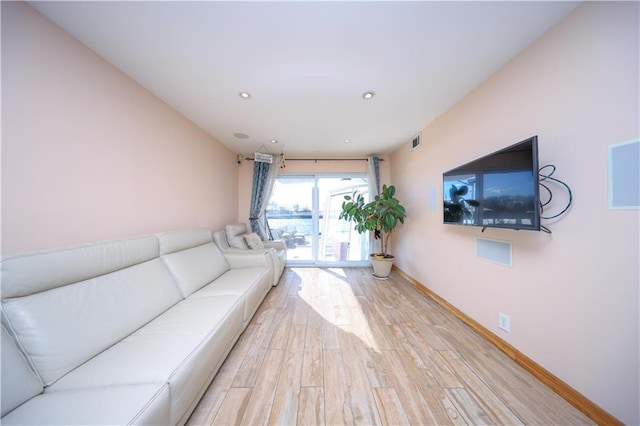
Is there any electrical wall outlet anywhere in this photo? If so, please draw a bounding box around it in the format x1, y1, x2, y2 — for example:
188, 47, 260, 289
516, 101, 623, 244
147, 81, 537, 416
498, 312, 510, 332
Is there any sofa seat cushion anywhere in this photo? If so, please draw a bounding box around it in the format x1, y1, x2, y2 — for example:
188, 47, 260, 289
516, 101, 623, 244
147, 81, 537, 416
1, 383, 170, 426
190, 268, 271, 322
49, 295, 244, 424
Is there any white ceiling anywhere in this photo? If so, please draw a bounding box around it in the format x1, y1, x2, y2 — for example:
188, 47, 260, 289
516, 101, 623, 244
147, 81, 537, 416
30, 1, 579, 157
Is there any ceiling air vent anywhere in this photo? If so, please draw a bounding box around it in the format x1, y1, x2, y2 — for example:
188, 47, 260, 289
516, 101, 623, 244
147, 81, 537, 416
411, 133, 421, 151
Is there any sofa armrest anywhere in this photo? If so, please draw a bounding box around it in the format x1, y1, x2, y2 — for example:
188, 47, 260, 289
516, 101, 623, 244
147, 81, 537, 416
223, 251, 269, 269
264, 240, 286, 251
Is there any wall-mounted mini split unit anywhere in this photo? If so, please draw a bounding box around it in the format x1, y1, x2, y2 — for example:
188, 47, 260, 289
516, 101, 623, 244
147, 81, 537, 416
411, 133, 421, 151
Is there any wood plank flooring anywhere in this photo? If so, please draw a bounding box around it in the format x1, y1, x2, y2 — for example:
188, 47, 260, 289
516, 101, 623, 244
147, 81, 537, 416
187, 268, 593, 425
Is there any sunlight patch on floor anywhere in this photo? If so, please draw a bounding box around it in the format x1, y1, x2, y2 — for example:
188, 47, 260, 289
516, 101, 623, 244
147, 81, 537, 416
295, 267, 381, 352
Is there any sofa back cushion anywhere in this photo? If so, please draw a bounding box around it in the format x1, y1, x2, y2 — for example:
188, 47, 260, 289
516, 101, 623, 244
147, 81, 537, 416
225, 223, 249, 249
157, 229, 230, 298
1, 324, 43, 417
212, 230, 231, 251
0, 236, 182, 386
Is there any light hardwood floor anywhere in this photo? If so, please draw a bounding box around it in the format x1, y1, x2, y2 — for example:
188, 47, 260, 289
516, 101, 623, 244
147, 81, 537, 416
187, 267, 593, 425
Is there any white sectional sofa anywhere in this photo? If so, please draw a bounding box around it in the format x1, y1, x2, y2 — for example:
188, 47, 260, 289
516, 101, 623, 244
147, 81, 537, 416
0, 228, 273, 425
213, 223, 287, 287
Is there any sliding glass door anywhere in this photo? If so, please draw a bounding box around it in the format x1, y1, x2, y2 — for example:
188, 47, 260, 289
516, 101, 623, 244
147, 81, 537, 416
317, 177, 369, 264
266, 174, 369, 266
266, 177, 315, 262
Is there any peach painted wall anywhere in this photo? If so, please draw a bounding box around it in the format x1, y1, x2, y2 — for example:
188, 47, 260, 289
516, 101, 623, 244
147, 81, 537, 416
390, 2, 639, 424
1, 2, 238, 256
237, 155, 390, 229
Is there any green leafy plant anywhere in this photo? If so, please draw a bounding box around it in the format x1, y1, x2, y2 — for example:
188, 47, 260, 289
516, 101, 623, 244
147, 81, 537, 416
339, 184, 407, 258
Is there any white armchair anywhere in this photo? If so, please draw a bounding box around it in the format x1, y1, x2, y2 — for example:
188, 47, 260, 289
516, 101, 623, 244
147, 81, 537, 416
213, 223, 286, 286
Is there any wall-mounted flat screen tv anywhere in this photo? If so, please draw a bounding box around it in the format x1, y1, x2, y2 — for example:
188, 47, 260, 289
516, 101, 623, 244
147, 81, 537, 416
443, 136, 540, 231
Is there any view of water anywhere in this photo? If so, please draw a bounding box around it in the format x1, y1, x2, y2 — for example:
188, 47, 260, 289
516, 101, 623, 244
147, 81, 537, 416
267, 217, 314, 237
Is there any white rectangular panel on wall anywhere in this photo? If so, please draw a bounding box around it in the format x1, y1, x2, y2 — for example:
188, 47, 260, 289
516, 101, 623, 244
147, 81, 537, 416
609, 139, 640, 209
476, 238, 512, 267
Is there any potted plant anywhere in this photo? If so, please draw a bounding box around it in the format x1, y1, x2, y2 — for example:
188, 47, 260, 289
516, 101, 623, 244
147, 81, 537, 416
443, 184, 479, 223
339, 184, 407, 279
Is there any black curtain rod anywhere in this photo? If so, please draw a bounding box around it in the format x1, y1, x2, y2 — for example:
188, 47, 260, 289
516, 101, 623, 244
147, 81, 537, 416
245, 157, 384, 162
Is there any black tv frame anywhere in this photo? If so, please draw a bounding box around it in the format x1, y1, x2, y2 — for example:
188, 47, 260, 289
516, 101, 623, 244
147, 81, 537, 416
443, 136, 541, 232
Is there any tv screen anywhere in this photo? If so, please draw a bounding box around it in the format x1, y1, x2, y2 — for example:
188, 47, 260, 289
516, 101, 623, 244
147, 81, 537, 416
443, 136, 540, 231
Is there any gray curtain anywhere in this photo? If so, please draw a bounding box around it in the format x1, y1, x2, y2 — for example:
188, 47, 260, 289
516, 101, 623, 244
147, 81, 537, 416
367, 155, 381, 198
366, 156, 381, 252
249, 159, 279, 240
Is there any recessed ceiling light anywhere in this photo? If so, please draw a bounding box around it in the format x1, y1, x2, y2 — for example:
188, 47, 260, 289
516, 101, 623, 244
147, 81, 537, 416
270, 139, 278, 144
344, 139, 351, 144
233, 132, 250, 139
362, 91, 375, 100
238, 92, 251, 99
